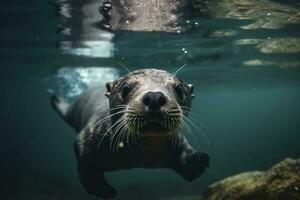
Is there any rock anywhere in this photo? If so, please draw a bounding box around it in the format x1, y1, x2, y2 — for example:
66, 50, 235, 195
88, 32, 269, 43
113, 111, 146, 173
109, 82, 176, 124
203, 158, 300, 200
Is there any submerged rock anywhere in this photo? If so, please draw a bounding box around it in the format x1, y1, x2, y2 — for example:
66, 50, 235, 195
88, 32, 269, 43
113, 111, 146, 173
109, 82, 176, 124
203, 158, 300, 200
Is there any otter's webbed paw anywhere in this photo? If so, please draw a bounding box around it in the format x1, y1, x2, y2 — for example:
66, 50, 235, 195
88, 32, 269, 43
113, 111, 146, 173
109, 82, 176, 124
176, 152, 209, 182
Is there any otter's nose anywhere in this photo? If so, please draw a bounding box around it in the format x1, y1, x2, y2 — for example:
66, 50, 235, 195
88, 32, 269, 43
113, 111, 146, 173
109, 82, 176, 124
143, 91, 167, 111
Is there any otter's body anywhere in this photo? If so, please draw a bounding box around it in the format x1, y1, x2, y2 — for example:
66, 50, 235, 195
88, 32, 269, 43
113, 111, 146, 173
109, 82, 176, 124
52, 69, 209, 199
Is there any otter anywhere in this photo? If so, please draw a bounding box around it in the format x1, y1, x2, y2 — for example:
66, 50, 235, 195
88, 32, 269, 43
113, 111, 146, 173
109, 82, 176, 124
51, 68, 209, 199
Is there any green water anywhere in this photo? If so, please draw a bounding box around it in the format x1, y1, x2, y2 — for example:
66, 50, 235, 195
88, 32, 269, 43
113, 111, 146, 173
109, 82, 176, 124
1, 0, 300, 199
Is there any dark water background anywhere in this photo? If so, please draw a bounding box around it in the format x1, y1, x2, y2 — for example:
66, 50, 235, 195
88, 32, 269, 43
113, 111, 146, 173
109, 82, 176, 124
1, 0, 300, 199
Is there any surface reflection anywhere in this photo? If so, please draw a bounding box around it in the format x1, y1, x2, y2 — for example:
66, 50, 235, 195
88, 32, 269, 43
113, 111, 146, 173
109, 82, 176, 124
204, 0, 300, 29
56, 0, 114, 58
55, 0, 300, 73
257, 37, 300, 54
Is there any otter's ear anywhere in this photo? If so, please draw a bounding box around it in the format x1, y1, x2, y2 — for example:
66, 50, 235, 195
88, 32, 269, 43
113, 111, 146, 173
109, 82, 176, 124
188, 84, 195, 99
105, 82, 113, 97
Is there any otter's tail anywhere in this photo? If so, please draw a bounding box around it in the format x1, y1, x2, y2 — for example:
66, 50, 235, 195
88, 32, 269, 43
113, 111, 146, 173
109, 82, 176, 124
51, 95, 70, 120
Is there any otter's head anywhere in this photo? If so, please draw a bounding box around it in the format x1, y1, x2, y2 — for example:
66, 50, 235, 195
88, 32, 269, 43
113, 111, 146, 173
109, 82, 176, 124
105, 69, 194, 138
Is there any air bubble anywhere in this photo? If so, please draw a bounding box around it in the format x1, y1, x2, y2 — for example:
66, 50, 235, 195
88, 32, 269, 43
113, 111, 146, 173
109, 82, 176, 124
119, 142, 124, 148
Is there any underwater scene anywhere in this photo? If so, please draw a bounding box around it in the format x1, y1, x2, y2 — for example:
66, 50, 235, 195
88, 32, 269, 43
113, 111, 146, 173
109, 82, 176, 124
1, 0, 300, 199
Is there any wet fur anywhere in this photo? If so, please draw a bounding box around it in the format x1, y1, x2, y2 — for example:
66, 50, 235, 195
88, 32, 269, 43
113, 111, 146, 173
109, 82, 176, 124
51, 69, 209, 199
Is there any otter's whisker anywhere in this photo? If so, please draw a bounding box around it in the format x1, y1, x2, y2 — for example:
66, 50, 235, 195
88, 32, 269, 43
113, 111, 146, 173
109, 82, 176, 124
122, 114, 138, 147
180, 116, 202, 150
113, 129, 124, 153
111, 104, 127, 108
174, 63, 188, 76
94, 109, 126, 128
183, 115, 210, 146
169, 130, 178, 150
171, 117, 175, 132
125, 128, 131, 146
114, 123, 128, 153
120, 125, 129, 149
97, 116, 125, 151
178, 114, 193, 133
173, 116, 184, 148
110, 118, 127, 152
181, 107, 204, 123
134, 116, 141, 137
118, 62, 131, 73
166, 112, 197, 149
179, 107, 210, 146
132, 117, 140, 144
108, 118, 126, 150
113, 116, 131, 153
109, 105, 127, 112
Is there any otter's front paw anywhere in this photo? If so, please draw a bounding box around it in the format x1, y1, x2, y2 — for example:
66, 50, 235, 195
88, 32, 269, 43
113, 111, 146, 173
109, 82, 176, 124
187, 152, 209, 168
179, 152, 209, 182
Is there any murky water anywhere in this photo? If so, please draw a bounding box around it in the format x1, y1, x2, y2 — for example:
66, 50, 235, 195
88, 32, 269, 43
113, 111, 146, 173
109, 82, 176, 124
1, 0, 300, 199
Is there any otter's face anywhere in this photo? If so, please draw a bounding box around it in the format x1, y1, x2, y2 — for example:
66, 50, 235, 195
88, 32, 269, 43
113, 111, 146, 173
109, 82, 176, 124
106, 69, 194, 137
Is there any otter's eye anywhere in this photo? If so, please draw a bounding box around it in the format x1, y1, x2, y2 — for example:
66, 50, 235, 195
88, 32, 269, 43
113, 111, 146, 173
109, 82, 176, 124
175, 84, 184, 99
121, 83, 131, 99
